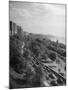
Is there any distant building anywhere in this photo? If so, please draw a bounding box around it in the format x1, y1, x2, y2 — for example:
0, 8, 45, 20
10, 21, 17, 36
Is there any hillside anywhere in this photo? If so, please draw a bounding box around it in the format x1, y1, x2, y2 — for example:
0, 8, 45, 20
9, 21, 66, 89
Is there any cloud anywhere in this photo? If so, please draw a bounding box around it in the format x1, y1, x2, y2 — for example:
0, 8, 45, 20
43, 4, 65, 15
9, 1, 65, 38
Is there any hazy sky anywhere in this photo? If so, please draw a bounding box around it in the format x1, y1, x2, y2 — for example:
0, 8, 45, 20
9, 1, 66, 38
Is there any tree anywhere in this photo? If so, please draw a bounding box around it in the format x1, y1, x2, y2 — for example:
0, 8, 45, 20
29, 40, 41, 57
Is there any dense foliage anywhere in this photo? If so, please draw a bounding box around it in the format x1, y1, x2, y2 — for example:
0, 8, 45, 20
10, 21, 66, 88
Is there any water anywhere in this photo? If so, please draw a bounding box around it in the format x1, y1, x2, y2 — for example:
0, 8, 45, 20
50, 37, 66, 45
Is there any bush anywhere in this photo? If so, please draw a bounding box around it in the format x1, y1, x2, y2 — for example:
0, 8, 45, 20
48, 52, 56, 61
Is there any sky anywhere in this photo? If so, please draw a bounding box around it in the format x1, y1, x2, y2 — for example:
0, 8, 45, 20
9, 1, 66, 38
